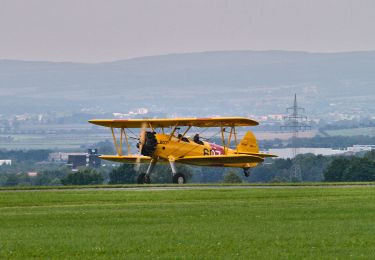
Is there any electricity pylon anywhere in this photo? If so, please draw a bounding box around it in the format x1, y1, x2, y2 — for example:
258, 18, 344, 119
281, 94, 311, 181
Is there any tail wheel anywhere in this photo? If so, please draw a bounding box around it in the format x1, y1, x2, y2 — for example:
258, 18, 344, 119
137, 173, 151, 184
172, 173, 186, 184
243, 168, 251, 177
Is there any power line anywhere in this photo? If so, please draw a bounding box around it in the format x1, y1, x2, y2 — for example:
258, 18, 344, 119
280, 94, 311, 181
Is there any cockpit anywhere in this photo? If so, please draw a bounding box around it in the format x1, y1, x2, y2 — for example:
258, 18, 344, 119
177, 134, 190, 142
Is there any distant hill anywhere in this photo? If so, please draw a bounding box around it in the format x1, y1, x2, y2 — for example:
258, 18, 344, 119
1, 50, 375, 116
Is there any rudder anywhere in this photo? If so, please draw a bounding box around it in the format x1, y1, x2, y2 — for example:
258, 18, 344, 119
237, 131, 259, 153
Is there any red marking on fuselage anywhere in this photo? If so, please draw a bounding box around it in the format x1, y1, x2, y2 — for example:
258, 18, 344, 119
209, 143, 224, 155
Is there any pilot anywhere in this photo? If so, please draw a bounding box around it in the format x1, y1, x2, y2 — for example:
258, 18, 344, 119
178, 134, 189, 142
193, 134, 204, 145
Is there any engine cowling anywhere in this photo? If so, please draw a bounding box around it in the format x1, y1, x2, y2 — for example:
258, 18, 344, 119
140, 132, 157, 156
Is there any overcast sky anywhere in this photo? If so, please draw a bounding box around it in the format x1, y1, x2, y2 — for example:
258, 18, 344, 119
1, 0, 374, 62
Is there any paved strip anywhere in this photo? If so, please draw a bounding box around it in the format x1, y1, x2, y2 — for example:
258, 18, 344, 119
1, 184, 375, 192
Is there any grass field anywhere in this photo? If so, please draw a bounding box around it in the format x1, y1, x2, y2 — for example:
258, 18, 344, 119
326, 127, 375, 137
0, 132, 112, 150
1, 187, 375, 259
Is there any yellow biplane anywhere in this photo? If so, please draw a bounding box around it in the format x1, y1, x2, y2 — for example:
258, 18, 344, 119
89, 117, 276, 184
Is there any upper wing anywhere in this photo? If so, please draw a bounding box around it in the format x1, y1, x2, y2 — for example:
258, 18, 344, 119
89, 117, 258, 128
175, 154, 263, 166
99, 155, 152, 163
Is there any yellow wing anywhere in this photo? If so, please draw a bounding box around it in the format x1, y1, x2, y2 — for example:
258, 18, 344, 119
89, 117, 258, 128
175, 154, 263, 166
236, 152, 278, 158
100, 155, 152, 163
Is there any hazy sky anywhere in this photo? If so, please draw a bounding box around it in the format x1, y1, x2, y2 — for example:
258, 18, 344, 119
1, 0, 375, 62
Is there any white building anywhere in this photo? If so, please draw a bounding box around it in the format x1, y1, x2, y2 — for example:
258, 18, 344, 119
347, 145, 375, 153
0, 160, 12, 166
268, 148, 347, 159
269, 145, 375, 159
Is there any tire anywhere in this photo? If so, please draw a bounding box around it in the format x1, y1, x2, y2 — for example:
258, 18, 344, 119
243, 167, 251, 177
172, 173, 186, 184
137, 173, 151, 184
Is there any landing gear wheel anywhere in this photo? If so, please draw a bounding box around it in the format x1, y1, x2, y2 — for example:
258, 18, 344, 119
172, 173, 186, 184
137, 173, 151, 184
243, 168, 251, 177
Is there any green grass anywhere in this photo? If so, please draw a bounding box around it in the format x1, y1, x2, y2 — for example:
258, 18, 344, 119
1, 187, 375, 259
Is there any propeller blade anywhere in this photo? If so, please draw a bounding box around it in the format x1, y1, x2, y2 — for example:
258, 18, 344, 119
135, 122, 147, 172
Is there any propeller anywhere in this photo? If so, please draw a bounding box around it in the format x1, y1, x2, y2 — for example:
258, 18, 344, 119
134, 122, 147, 172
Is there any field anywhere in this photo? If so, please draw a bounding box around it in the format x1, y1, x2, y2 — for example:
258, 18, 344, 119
1, 186, 375, 258
0, 132, 112, 150
326, 127, 375, 137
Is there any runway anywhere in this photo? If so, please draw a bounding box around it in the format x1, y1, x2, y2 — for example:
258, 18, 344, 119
1, 183, 375, 192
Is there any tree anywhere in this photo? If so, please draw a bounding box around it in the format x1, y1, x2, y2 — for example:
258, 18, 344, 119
61, 168, 103, 185
343, 158, 375, 182
223, 171, 243, 183
109, 164, 138, 184
364, 150, 375, 161
193, 167, 226, 183
249, 158, 293, 183
0, 149, 51, 162
324, 156, 375, 182
95, 140, 115, 155
5, 174, 19, 186
150, 164, 172, 184
298, 154, 331, 182
323, 157, 351, 182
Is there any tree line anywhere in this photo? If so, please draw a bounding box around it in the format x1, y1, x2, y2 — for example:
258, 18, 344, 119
0, 149, 51, 162
324, 150, 375, 182
1, 151, 375, 186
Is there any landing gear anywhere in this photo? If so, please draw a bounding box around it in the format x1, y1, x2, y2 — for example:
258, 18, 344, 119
169, 160, 186, 184
243, 167, 251, 177
172, 173, 186, 184
137, 173, 151, 184
137, 159, 157, 184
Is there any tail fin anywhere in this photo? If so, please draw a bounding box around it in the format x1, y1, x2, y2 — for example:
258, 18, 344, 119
237, 131, 259, 153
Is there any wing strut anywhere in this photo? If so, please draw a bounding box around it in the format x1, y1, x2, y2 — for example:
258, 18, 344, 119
178, 126, 192, 142
111, 127, 121, 156
111, 127, 133, 156
227, 126, 233, 153
220, 126, 226, 155
148, 123, 155, 132
168, 124, 179, 141
220, 125, 236, 155
123, 128, 131, 155
233, 126, 238, 153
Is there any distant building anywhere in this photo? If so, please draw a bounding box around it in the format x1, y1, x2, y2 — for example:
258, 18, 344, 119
0, 160, 11, 166
113, 107, 149, 118
347, 145, 375, 153
49, 152, 70, 162
268, 148, 347, 159
67, 149, 101, 170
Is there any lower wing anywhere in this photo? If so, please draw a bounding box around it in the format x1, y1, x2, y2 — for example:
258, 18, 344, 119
100, 155, 152, 163
175, 154, 263, 166
236, 152, 277, 158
